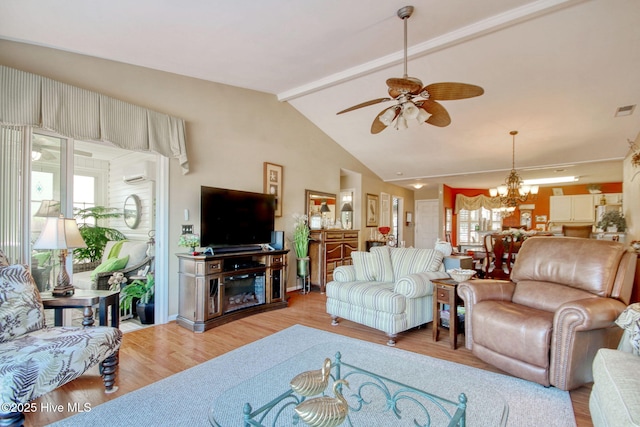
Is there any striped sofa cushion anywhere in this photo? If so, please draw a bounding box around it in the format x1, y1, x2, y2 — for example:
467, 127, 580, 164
325, 281, 405, 314
390, 248, 444, 279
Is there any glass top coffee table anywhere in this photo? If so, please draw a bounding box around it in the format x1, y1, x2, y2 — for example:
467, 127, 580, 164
209, 343, 508, 426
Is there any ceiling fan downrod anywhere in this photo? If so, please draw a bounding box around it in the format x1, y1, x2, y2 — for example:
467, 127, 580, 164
398, 6, 414, 79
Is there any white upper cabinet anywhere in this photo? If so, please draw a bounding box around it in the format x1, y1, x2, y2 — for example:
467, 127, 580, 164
550, 195, 595, 222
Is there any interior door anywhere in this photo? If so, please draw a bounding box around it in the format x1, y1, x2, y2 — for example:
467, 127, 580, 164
414, 199, 440, 249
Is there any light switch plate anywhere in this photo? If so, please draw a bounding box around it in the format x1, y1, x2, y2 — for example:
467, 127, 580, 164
182, 224, 193, 235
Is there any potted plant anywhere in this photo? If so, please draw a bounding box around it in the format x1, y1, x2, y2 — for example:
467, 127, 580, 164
74, 206, 126, 263
597, 210, 626, 232
292, 213, 311, 278
120, 273, 155, 324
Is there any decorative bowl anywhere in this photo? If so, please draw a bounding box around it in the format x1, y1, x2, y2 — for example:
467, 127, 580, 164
447, 269, 476, 283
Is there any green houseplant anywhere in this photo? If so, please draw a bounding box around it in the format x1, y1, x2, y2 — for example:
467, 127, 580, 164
292, 213, 311, 279
74, 206, 126, 263
597, 210, 626, 232
120, 273, 155, 324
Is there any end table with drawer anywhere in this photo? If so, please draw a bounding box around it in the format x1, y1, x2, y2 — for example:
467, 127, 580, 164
432, 278, 464, 349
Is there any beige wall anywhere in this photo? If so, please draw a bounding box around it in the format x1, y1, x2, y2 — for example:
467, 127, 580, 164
623, 131, 640, 242
0, 40, 414, 316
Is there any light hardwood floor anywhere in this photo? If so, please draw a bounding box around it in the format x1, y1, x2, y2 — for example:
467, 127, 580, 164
26, 291, 593, 426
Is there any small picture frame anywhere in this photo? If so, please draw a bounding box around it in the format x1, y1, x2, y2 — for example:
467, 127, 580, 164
552, 188, 564, 196
263, 162, 283, 217
366, 193, 379, 227
535, 215, 547, 223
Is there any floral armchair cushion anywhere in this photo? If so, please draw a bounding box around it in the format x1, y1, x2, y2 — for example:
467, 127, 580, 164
0, 264, 45, 343
0, 249, 9, 267
0, 262, 122, 407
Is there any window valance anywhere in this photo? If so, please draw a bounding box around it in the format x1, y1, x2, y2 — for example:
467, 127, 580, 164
0, 65, 189, 174
455, 194, 501, 213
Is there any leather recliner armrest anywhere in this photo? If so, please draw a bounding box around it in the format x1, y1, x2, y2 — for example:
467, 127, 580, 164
551, 297, 627, 390
554, 297, 627, 334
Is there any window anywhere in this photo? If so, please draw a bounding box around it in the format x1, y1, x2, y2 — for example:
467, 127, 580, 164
457, 208, 502, 245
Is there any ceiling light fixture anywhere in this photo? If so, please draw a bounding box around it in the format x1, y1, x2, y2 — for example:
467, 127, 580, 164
523, 176, 578, 185
489, 131, 538, 217
412, 183, 424, 189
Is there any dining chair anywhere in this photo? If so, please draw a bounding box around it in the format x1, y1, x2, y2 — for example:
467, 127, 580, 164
483, 233, 515, 279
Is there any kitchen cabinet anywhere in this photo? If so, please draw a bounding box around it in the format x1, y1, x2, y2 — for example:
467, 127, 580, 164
549, 195, 594, 222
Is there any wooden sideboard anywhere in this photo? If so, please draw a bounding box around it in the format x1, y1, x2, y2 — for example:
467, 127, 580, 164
309, 230, 359, 293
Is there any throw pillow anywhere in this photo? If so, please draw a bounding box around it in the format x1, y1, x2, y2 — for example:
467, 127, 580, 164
370, 246, 395, 283
90, 255, 129, 281
107, 240, 127, 259
0, 264, 45, 342
351, 251, 378, 281
391, 248, 444, 279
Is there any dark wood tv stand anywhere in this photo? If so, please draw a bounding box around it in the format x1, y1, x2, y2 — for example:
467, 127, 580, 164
176, 249, 288, 332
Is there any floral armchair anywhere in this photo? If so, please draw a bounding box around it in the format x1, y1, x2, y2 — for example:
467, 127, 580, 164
0, 254, 121, 426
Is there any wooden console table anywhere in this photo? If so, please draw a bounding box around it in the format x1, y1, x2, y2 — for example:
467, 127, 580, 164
40, 289, 120, 328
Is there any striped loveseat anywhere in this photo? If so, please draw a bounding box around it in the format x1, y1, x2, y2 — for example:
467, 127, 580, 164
326, 246, 450, 346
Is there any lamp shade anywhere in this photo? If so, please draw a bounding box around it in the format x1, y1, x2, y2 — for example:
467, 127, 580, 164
34, 200, 61, 217
33, 216, 87, 250
320, 203, 331, 213
341, 202, 353, 212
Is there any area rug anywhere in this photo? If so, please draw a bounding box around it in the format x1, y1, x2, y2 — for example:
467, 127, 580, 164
51, 325, 576, 427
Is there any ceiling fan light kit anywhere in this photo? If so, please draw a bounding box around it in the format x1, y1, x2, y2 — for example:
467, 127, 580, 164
336, 5, 484, 134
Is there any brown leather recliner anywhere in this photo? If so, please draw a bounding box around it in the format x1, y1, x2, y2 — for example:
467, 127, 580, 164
457, 236, 636, 391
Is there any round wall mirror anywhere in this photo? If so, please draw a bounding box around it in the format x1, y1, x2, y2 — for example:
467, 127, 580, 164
124, 194, 142, 229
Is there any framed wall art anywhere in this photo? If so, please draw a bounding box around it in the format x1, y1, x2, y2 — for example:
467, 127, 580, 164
366, 193, 379, 227
263, 162, 283, 217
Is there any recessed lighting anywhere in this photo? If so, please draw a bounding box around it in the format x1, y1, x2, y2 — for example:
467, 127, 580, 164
396, 172, 404, 176
615, 105, 636, 117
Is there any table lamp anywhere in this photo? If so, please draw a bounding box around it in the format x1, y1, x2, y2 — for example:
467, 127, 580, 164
33, 215, 87, 296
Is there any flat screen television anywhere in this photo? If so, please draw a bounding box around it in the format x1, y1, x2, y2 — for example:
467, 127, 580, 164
201, 186, 275, 250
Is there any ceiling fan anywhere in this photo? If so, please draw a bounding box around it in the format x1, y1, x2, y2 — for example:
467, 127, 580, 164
337, 5, 484, 134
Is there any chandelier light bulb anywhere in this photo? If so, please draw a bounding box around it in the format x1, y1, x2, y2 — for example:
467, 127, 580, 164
489, 188, 498, 197
402, 101, 419, 120
379, 108, 397, 126
416, 107, 430, 123
396, 115, 408, 130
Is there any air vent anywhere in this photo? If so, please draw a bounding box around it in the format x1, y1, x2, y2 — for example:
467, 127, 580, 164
615, 104, 636, 117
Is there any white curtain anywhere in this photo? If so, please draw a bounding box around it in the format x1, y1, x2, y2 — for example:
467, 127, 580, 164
0, 65, 189, 174
0, 125, 24, 263
455, 194, 502, 213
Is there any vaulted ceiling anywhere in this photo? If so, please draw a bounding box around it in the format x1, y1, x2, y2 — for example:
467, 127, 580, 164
1, 0, 638, 190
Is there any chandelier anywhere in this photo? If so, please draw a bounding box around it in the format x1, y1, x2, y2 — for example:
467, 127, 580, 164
489, 131, 538, 216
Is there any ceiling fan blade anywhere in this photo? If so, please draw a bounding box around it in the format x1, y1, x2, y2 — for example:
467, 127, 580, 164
337, 98, 392, 115
421, 100, 451, 127
423, 82, 484, 100
371, 107, 398, 134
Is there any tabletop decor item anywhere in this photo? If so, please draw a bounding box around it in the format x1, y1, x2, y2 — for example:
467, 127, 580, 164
178, 233, 200, 255
290, 358, 332, 397
294, 379, 350, 427
447, 269, 476, 283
